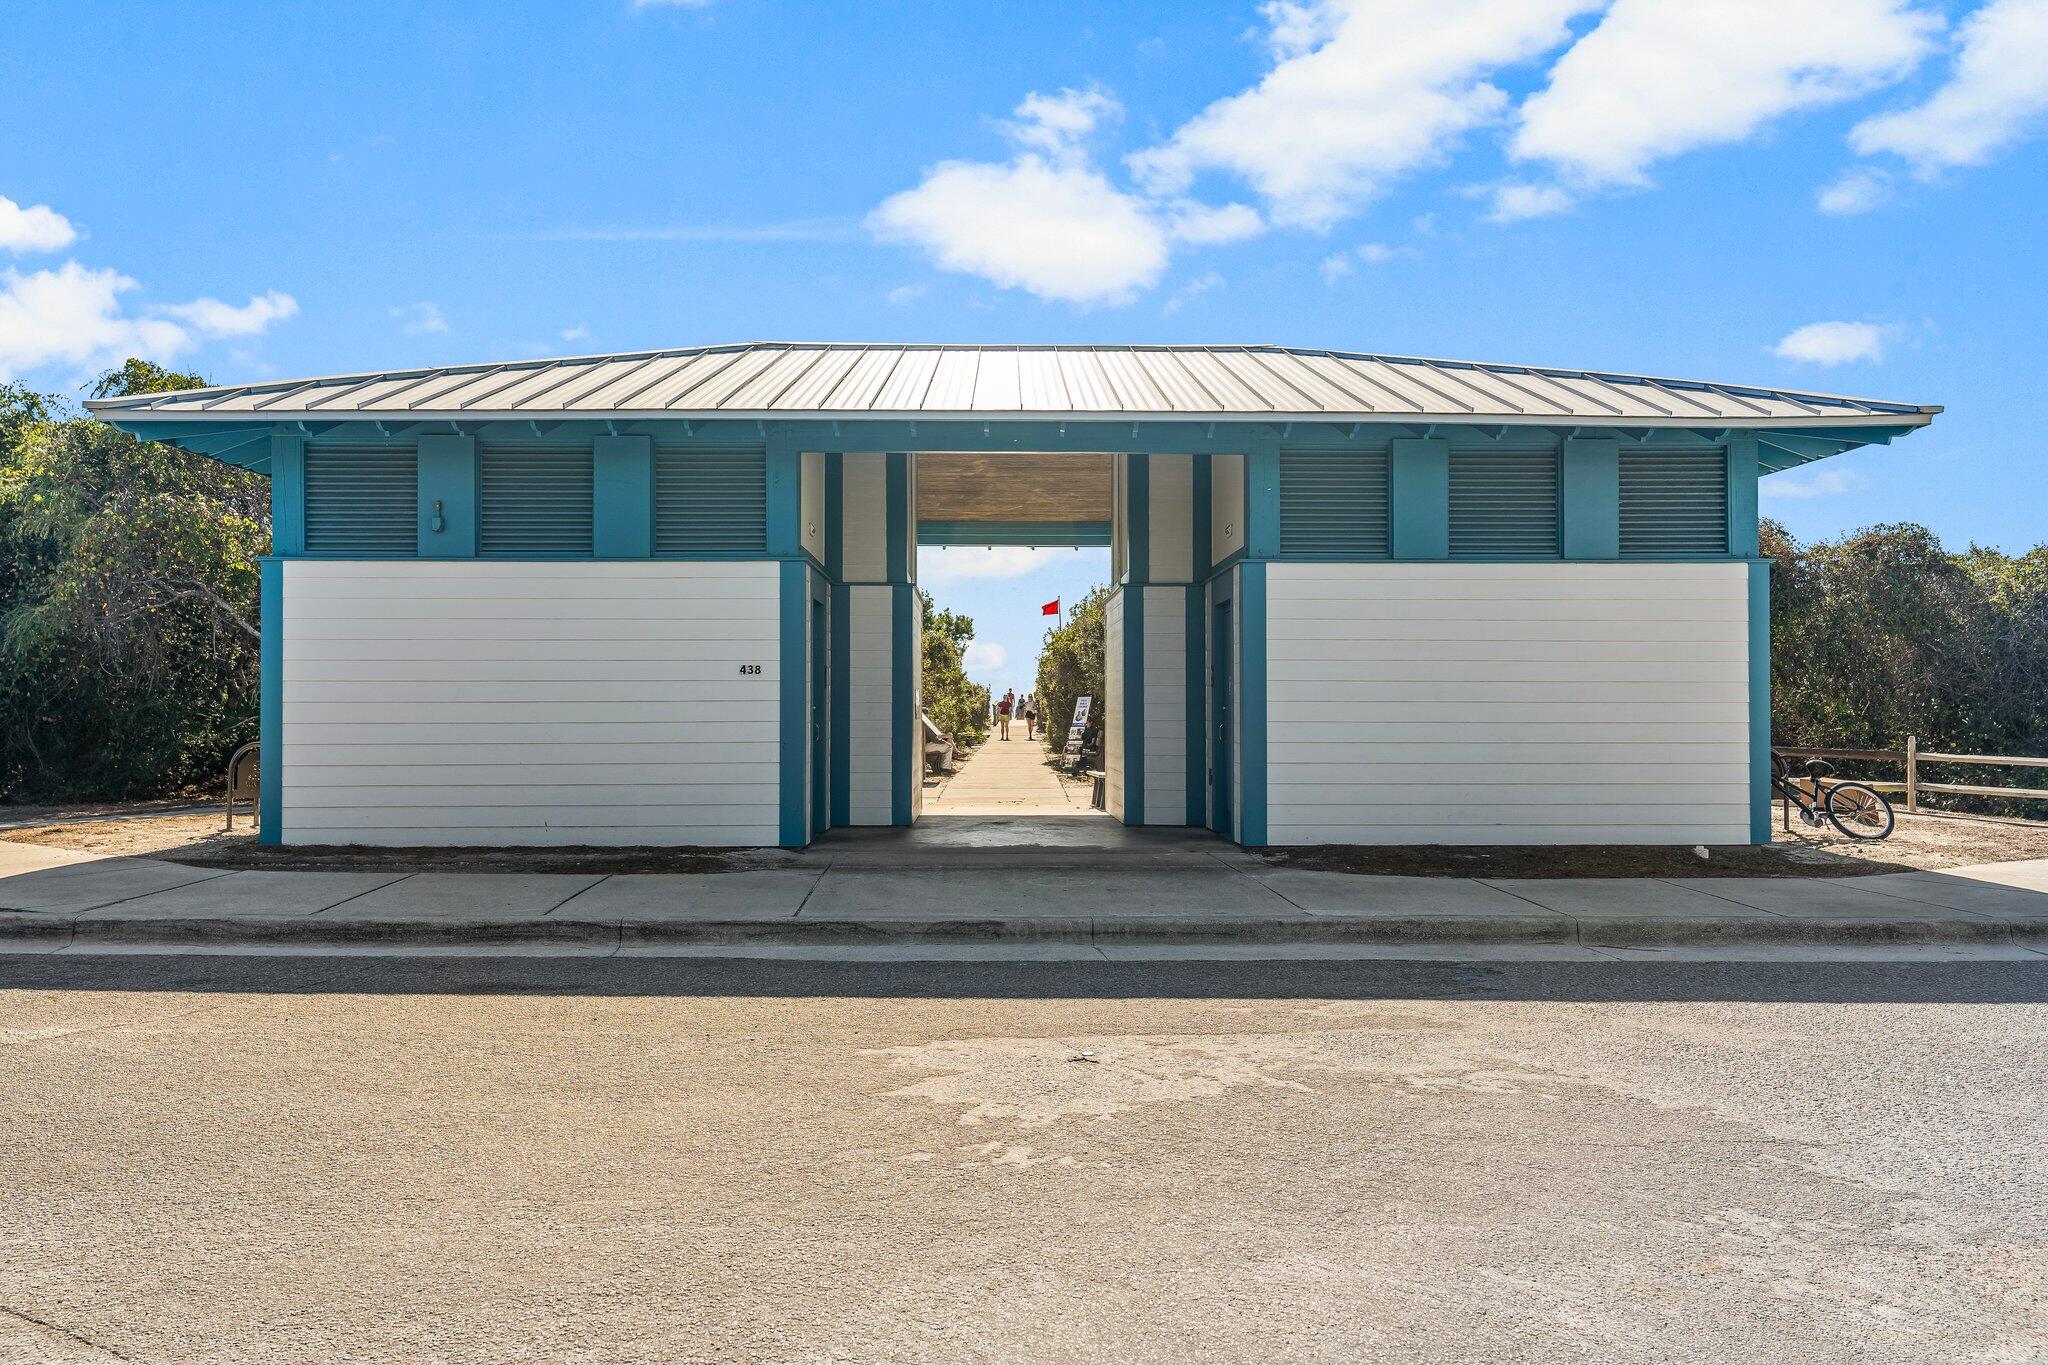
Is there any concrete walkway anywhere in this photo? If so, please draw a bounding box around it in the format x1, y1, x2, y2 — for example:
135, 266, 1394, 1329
923, 730, 1093, 816
3, 833, 2047, 958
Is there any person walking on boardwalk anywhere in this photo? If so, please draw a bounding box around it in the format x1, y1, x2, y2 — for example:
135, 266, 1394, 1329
996, 689, 1014, 740
1022, 694, 1039, 741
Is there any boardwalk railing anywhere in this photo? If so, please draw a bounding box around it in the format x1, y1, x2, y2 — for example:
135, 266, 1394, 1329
1774, 737, 2048, 812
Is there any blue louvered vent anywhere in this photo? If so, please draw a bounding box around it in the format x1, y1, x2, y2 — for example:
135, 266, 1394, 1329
479, 448, 593, 557
654, 447, 767, 555
304, 447, 418, 555
1449, 448, 1559, 557
1620, 449, 1728, 557
1278, 449, 1390, 558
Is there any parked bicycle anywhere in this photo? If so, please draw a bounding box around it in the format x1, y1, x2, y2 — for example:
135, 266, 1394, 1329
1771, 752, 1895, 840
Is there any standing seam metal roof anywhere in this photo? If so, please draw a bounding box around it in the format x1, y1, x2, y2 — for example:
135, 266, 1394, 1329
84, 343, 1939, 427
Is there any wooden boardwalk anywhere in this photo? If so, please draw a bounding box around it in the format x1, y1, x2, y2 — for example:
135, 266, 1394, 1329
924, 729, 1097, 816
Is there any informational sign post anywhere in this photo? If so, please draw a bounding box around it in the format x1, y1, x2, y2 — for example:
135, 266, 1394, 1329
1062, 695, 1092, 768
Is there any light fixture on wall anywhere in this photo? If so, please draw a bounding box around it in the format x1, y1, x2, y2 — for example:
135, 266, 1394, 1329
431, 499, 445, 534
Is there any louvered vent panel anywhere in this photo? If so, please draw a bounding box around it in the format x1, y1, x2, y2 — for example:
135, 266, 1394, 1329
304, 448, 417, 554
654, 448, 767, 555
1449, 448, 1559, 557
1278, 449, 1389, 558
1620, 449, 1728, 557
479, 448, 593, 556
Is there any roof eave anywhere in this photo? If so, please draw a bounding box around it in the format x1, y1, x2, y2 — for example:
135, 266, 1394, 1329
92, 406, 1939, 429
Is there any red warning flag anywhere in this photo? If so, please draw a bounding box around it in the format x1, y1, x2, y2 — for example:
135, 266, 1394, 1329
1042, 599, 1060, 616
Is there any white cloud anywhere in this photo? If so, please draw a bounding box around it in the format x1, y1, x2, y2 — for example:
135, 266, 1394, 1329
0, 195, 77, 255
870, 156, 1169, 306
1007, 86, 1122, 159
1772, 319, 1887, 364
392, 301, 449, 335
1513, 0, 1940, 188
1165, 200, 1264, 244
561, 324, 591, 343
886, 284, 927, 306
0, 262, 190, 380
1816, 167, 1895, 213
917, 546, 1066, 581
160, 290, 298, 338
1487, 182, 1576, 221
1322, 241, 1414, 281
1851, 0, 2048, 172
1762, 467, 1857, 499
1161, 270, 1225, 315
963, 640, 1008, 672
1128, 0, 1597, 229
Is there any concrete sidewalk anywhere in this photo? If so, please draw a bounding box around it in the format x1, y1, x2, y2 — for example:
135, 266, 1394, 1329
3, 836, 2046, 958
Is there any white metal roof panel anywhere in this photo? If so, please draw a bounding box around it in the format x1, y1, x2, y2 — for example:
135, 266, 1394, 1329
85, 342, 1938, 429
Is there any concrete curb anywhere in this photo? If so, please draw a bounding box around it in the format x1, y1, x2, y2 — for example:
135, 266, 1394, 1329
0, 910, 2041, 953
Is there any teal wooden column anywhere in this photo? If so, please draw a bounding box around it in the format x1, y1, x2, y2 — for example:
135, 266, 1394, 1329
1121, 455, 1148, 825
886, 453, 915, 825
1561, 437, 1620, 559
1749, 559, 1772, 843
1390, 437, 1449, 559
417, 434, 477, 557
1239, 561, 1267, 847
269, 432, 305, 556
258, 557, 283, 845
826, 454, 850, 828
778, 560, 809, 847
592, 434, 652, 557
1186, 457, 1211, 825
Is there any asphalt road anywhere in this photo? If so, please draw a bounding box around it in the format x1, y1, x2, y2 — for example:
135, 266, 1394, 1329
3, 954, 2044, 1364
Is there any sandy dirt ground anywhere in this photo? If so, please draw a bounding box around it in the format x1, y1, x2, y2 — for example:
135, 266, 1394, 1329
1, 954, 2043, 1364
3, 803, 2047, 877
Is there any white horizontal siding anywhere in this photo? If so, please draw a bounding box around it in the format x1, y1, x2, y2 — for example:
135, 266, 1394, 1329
1265, 562, 1750, 846
800, 451, 825, 562
1141, 585, 1187, 825
847, 584, 895, 824
1148, 455, 1194, 584
281, 559, 781, 847
1211, 454, 1244, 565
841, 453, 888, 582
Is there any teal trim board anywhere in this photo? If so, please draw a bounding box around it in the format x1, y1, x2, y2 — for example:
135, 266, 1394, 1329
1749, 560, 1772, 844
1126, 454, 1150, 584
1245, 440, 1280, 560
258, 558, 283, 845
831, 582, 850, 828
269, 433, 305, 556
1561, 437, 1620, 560
891, 584, 916, 825
1238, 562, 1268, 846
778, 560, 809, 847
1389, 438, 1449, 560
592, 434, 653, 557
885, 453, 910, 582
825, 453, 844, 581
1192, 453, 1212, 581
1185, 584, 1205, 827
416, 434, 478, 557
1727, 435, 1761, 557
766, 433, 801, 557
1121, 586, 1145, 825
917, 520, 1111, 547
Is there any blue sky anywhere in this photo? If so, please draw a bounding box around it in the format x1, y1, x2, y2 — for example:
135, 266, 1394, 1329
4, 0, 2044, 697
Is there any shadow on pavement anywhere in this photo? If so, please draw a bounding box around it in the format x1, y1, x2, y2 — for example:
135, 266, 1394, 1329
1, 954, 2043, 1005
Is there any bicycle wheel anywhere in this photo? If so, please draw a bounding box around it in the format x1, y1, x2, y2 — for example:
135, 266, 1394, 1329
1825, 782, 1895, 840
